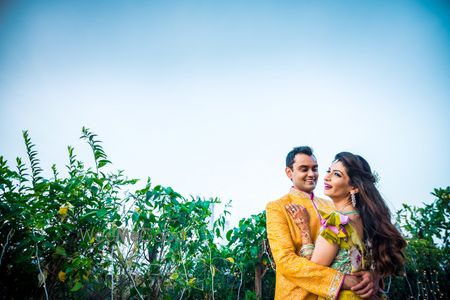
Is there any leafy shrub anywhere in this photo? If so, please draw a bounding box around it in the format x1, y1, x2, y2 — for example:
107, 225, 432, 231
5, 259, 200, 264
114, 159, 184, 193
389, 187, 449, 299
0, 129, 228, 299
0, 129, 448, 299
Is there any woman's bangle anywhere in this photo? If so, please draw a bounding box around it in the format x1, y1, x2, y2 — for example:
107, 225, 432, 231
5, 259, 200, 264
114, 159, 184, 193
301, 244, 314, 249
300, 244, 314, 257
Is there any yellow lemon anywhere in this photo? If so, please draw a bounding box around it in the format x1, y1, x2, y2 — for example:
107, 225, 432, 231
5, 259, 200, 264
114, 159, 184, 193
58, 271, 66, 282
58, 207, 68, 215
226, 257, 235, 263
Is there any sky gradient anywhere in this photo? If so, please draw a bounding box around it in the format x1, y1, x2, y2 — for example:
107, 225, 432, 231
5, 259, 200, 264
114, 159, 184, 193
1, 0, 449, 225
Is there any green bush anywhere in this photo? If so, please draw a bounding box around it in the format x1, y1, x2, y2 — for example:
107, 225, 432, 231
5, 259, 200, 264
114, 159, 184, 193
0, 129, 448, 299
0, 129, 229, 299
0, 129, 138, 298
389, 187, 449, 299
225, 212, 275, 300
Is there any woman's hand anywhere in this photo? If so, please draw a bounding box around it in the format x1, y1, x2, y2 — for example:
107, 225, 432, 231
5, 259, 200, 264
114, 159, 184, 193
285, 204, 310, 230
286, 204, 313, 255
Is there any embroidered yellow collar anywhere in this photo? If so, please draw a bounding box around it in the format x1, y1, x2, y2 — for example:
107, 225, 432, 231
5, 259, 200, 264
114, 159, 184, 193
289, 187, 314, 200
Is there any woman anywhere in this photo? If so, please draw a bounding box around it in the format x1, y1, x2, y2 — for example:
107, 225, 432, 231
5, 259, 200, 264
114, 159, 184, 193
286, 152, 406, 299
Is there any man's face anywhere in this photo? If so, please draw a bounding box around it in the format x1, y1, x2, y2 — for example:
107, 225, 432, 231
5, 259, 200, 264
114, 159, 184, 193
285, 153, 319, 193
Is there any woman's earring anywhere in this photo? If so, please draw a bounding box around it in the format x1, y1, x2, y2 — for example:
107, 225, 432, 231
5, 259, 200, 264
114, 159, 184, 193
351, 192, 357, 207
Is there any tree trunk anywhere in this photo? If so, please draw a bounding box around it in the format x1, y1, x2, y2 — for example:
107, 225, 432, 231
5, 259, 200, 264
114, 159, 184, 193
255, 263, 263, 299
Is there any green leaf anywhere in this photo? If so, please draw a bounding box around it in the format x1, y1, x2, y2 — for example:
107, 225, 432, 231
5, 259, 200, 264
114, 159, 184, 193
132, 211, 140, 222
250, 246, 259, 257
226, 229, 233, 241
80, 211, 97, 219
96, 209, 108, 218
70, 281, 83, 292
55, 246, 67, 256
90, 185, 98, 195
98, 159, 111, 168
169, 272, 179, 280
188, 277, 196, 286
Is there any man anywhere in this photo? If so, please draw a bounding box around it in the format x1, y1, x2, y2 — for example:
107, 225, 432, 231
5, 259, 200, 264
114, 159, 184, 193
266, 146, 378, 299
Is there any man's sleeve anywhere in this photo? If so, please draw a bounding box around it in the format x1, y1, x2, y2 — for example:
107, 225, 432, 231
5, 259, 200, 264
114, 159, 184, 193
266, 201, 344, 299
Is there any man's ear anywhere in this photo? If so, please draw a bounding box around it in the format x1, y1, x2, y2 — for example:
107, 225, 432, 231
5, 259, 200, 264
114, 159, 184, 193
285, 167, 293, 180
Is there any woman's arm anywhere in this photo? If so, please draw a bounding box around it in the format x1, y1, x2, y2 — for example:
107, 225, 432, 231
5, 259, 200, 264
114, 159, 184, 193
286, 204, 339, 266
285, 204, 379, 297
311, 235, 339, 266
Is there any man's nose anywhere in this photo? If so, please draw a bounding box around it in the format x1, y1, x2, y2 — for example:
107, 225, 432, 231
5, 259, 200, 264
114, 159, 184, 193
307, 169, 315, 177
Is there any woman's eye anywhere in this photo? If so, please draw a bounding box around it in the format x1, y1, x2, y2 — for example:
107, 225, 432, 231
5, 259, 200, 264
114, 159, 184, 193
334, 172, 341, 177
326, 170, 331, 173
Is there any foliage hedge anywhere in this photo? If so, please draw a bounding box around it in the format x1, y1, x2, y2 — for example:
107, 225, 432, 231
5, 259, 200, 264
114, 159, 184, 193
0, 129, 448, 299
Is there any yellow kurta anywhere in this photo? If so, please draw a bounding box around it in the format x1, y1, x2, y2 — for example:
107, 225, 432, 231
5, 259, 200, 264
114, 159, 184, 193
266, 188, 345, 300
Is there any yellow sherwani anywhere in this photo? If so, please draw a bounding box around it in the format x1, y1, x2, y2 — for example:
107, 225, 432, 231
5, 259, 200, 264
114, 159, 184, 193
266, 188, 345, 300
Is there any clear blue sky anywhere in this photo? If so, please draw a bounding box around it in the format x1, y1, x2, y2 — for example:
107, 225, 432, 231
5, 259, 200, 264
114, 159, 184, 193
1, 1, 449, 225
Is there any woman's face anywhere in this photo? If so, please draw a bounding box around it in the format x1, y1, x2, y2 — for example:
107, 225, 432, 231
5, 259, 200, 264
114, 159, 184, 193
324, 160, 355, 201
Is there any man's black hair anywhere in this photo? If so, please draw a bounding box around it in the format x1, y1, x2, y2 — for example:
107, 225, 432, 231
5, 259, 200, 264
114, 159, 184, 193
286, 146, 314, 169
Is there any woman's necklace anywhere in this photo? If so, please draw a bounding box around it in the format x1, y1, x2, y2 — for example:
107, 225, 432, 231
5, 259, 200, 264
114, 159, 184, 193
336, 202, 359, 215
339, 210, 359, 215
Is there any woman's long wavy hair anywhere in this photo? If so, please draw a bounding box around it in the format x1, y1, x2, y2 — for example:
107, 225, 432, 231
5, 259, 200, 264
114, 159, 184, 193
335, 152, 406, 276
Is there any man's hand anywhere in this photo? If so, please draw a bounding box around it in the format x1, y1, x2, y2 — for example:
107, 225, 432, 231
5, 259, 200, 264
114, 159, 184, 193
350, 270, 380, 299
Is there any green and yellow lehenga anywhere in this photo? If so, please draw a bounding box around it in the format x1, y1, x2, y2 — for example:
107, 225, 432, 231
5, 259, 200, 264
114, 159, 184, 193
315, 210, 369, 300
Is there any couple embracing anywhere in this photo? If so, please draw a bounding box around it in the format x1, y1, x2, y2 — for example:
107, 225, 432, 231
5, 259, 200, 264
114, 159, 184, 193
266, 146, 406, 299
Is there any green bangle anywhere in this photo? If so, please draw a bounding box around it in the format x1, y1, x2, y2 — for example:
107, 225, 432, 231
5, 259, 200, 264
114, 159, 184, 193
301, 244, 314, 250
300, 248, 313, 257
299, 244, 315, 257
